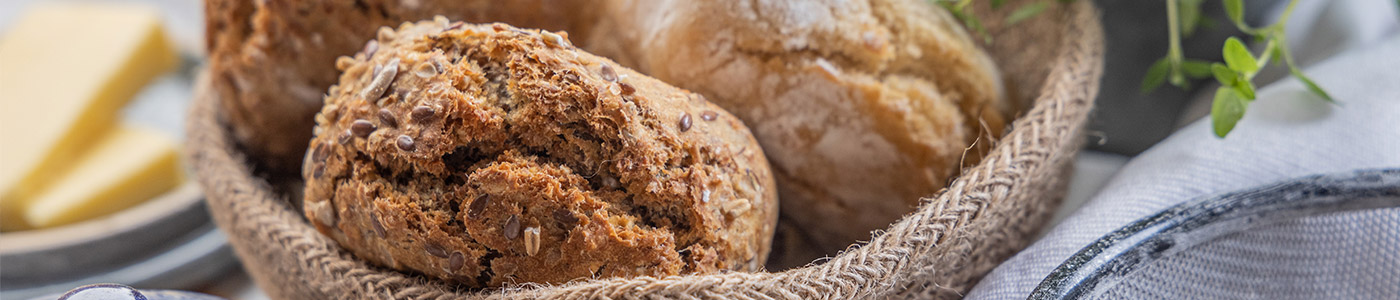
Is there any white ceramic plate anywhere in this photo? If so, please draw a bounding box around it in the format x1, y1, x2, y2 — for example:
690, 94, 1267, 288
0, 56, 234, 299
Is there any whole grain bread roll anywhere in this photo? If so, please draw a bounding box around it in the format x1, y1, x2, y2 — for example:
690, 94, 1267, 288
301, 21, 778, 287
584, 0, 1010, 260
205, 0, 598, 173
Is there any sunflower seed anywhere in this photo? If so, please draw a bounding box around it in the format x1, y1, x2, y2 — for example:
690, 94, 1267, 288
523, 226, 541, 256
362, 58, 400, 100
541, 31, 567, 47
363, 39, 379, 59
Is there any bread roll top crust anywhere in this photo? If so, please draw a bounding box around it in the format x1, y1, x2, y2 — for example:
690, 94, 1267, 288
303, 21, 778, 287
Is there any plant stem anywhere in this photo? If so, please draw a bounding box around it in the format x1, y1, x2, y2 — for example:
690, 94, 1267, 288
1167, 0, 1185, 85
1277, 0, 1301, 27
1251, 38, 1276, 77
1268, 0, 1301, 63
1277, 34, 1299, 68
1271, 0, 1302, 70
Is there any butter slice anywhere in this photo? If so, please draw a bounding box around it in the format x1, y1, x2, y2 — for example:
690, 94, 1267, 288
23, 125, 184, 229
0, 3, 177, 230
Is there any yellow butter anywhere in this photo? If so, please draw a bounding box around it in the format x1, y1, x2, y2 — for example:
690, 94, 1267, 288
22, 125, 184, 229
0, 3, 177, 230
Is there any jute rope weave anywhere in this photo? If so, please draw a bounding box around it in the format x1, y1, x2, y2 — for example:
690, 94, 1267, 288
186, 1, 1102, 299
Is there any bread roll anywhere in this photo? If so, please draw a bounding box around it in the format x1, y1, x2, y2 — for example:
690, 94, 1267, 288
302, 21, 778, 287
584, 0, 1009, 258
205, 0, 598, 173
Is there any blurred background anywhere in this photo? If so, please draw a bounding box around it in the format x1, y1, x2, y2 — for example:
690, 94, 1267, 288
0, 0, 1394, 299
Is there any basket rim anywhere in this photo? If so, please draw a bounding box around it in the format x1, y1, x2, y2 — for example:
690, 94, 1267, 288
184, 1, 1104, 298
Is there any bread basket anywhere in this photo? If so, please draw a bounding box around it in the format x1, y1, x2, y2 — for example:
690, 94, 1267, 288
186, 1, 1103, 298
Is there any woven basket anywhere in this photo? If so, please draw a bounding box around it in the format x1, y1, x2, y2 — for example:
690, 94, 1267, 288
186, 1, 1103, 298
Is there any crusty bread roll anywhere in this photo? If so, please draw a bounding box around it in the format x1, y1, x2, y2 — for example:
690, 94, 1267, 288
302, 21, 778, 287
205, 0, 598, 173
584, 0, 1010, 259
206, 0, 1011, 266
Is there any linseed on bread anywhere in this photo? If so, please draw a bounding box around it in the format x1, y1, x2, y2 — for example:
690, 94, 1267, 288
205, 0, 599, 173
302, 21, 778, 287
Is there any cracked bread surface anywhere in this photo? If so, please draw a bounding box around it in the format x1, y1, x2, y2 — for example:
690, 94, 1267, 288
302, 21, 778, 287
584, 0, 1010, 261
205, 0, 597, 173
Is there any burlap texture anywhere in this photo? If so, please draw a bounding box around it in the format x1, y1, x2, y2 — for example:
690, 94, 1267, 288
186, 1, 1103, 298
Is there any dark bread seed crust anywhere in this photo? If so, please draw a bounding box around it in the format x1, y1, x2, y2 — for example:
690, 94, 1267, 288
302, 21, 778, 287
205, 0, 600, 173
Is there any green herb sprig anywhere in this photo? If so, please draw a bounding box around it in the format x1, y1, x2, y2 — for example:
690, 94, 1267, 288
1142, 0, 1334, 138
940, 0, 1336, 139
934, 0, 1070, 43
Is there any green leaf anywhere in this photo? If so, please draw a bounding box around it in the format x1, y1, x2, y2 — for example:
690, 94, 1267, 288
1290, 68, 1336, 102
1141, 58, 1170, 93
1270, 43, 1284, 64
1181, 60, 1213, 78
1211, 87, 1247, 138
991, 0, 1007, 9
1234, 79, 1256, 100
1211, 63, 1238, 86
1180, 0, 1204, 37
1224, 0, 1246, 28
1005, 1, 1049, 25
1198, 15, 1218, 31
1223, 37, 1259, 75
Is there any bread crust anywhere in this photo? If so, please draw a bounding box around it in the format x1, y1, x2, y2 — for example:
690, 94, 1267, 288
205, 0, 598, 172
302, 21, 778, 287
208, 0, 1009, 267
584, 0, 1009, 258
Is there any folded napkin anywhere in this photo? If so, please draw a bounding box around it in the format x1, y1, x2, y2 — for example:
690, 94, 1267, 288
966, 21, 1400, 300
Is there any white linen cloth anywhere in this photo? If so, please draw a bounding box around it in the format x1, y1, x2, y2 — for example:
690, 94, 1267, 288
966, 2, 1400, 298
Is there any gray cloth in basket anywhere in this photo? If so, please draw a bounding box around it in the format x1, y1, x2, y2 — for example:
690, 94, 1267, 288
967, 14, 1400, 300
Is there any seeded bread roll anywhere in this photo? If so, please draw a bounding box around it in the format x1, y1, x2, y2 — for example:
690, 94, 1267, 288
205, 0, 598, 173
302, 21, 779, 287
585, 0, 1010, 259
